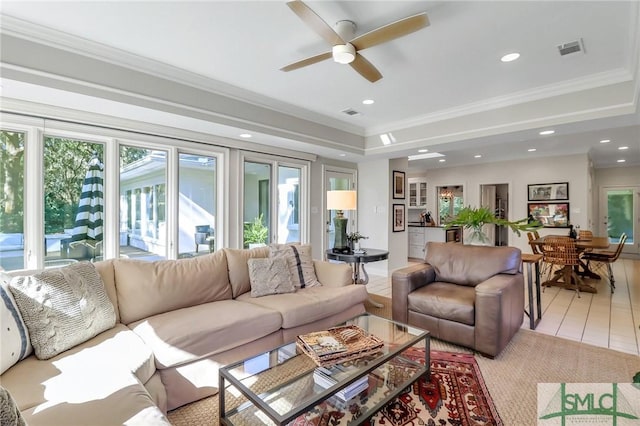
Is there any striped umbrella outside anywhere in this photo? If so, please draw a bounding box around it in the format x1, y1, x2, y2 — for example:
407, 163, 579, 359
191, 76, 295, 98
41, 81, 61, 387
70, 155, 104, 253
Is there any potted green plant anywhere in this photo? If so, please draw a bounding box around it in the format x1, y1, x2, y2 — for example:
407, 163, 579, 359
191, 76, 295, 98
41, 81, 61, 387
243, 213, 269, 248
346, 231, 368, 253
445, 205, 541, 245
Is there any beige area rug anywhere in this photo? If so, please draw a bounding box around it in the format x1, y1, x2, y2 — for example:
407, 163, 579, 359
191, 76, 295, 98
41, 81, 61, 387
168, 296, 640, 425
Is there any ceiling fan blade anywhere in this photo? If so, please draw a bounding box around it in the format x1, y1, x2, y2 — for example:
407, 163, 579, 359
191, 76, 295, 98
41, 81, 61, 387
280, 51, 333, 72
287, 0, 345, 46
350, 53, 383, 83
351, 12, 429, 51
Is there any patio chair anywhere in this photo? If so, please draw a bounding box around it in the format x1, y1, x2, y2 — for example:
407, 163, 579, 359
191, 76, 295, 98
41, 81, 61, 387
194, 225, 214, 253
581, 233, 627, 293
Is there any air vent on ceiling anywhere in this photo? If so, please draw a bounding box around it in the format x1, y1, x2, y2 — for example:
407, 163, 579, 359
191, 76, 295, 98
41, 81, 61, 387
558, 39, 585, 56
341, 108, 361, 116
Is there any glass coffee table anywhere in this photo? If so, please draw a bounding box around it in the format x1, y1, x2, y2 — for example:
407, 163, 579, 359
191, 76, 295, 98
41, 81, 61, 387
219, 314, 430, 425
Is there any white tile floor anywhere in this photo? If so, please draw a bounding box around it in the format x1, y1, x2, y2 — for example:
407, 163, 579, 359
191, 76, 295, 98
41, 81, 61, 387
365, 257, 640, 355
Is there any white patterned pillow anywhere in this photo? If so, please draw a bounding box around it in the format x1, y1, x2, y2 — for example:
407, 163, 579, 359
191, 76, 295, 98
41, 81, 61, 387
248, 258, 296, 298
0, 272, 32, 374
269, 243, 321, 288
9, 262, 116, 360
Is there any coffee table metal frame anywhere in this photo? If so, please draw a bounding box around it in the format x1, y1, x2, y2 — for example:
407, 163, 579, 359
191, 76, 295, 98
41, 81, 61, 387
219, 313, 430, 425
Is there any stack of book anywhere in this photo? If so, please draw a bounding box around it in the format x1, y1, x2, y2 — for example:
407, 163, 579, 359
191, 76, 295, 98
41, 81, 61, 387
313, 365, 369, 401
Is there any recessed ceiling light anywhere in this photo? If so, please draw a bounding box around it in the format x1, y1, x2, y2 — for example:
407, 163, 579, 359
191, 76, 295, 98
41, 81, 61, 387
617, 159, 626, 163
539, 130, 555, 136
339, 153, 346, 157
528, 148, 537, 152
474, 154, 482, 158
501, 52, 520, 62
600, 139, 610, 143
239, 133, 252, 138
408, 152, 444, 161
438, 159, 446, 163
380, 133, 396, 145
362, 99, 374, 105
418, 149, 428, 153
618, 146, 629, 150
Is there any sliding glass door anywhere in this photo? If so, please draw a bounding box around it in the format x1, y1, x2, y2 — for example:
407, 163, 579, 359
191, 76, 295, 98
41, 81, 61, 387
243, 156, 306, 248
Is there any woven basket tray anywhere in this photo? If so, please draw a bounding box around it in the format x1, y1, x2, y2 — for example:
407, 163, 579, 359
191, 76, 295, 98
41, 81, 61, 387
296, 325, 384, 367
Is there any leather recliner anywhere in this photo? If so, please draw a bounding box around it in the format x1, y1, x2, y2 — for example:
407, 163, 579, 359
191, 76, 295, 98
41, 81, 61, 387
392, 242, 523, 357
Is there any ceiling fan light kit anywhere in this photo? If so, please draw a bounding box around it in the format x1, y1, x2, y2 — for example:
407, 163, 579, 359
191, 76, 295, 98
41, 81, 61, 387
283, 0, 430, 83
332, 44, 356, 64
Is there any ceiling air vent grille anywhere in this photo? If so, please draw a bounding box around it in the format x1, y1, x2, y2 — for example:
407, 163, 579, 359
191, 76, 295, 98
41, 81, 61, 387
558, 39, 585, 56
341, 108, 361, 116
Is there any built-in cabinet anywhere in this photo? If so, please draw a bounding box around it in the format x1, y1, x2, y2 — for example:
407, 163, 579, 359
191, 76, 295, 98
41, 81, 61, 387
408, 178, 427, 208
408, 226, 462, 259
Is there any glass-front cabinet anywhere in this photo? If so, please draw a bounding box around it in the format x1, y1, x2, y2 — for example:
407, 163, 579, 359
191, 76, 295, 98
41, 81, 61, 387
408, 178, 427, 208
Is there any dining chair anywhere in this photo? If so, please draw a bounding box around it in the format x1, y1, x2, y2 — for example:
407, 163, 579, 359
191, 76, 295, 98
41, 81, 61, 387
540, 236, 582, 297
578, 229, 593, 240
581, 233, 627, 293
527, 232, 550, 276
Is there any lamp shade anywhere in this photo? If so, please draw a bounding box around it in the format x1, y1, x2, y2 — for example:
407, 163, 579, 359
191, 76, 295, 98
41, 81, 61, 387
326, 190, 357, 211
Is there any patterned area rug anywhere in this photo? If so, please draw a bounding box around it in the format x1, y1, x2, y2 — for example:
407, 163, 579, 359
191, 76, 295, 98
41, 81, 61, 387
292, 347, 502, 426
168, 347, 501, 426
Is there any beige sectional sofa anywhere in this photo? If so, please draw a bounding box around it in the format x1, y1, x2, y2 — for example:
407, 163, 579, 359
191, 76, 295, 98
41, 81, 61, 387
1, 246, 367, 425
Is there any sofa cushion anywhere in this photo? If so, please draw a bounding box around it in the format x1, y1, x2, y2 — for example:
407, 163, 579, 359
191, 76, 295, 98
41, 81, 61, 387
237, 284, 368, 329
425, 242, 522, 286
1, 323, 155, 413
269, 243, 321, 288
114, 250, 232, 324
408, 282, 476, 326
17, 372, 170, 426
0, 272, 32, 374
248, 257, 296, 297
129, 300, 282, 369
8, 262, 116, 359
224, 246, 270, 297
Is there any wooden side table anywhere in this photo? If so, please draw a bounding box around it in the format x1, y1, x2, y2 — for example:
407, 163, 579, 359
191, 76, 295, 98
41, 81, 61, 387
522, 253, 543, 329
325, 248, 389, 307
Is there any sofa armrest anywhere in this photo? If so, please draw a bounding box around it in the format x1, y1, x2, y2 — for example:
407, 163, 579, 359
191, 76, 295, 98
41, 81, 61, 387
391, 263, 436, 324
313, 260, 353, 287
474, 272, 524, 357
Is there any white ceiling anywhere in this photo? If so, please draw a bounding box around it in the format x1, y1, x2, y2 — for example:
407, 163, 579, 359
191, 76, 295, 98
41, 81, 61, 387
1, 1, 639, 170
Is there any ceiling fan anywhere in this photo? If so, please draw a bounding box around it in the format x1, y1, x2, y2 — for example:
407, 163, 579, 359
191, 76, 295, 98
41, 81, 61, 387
281, 0, 430, 83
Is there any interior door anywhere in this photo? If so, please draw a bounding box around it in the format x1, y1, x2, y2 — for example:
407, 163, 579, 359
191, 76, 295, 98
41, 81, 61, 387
599, 186, 639, 255
324, 169, 356, 253
480, 185, 496, 246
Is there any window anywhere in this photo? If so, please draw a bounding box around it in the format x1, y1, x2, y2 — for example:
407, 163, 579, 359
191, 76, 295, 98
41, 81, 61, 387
119, 146, 167, 260
178, 153, 217, 257
243, 161, 271, 248
0, 130, 25, 271
43, 136, 105, 265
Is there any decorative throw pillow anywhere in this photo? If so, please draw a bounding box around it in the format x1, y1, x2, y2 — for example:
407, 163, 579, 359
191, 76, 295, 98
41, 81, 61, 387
0, 272, 32, 374
9, 262, 116, 360
248, 257, 296, 298
269, 243, 321, 288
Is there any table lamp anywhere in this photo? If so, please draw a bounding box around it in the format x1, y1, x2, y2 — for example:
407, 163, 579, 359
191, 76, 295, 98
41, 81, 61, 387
327, 190, 357, 253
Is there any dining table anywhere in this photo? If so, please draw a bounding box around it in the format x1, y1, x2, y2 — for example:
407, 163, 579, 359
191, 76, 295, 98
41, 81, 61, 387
529, 235, 610, 293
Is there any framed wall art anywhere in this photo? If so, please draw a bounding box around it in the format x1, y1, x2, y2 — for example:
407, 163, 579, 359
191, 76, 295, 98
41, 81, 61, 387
528, 202, 570, 228
393, 204, 405, 232
527, 182, 569, 201
393, 170, 406, 199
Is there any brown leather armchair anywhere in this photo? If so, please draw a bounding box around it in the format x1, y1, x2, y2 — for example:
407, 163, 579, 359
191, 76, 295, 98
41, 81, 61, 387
392, 242, 523, 357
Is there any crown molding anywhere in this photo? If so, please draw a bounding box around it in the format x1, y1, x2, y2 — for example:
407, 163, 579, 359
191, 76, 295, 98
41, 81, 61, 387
0, 14, 365, 137
0, 97, 324, 162
366, 68, 634, 137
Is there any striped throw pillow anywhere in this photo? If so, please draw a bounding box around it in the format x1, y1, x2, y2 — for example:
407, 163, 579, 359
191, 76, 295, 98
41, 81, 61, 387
0, 272, 32, 374
268, 244, 321, 289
